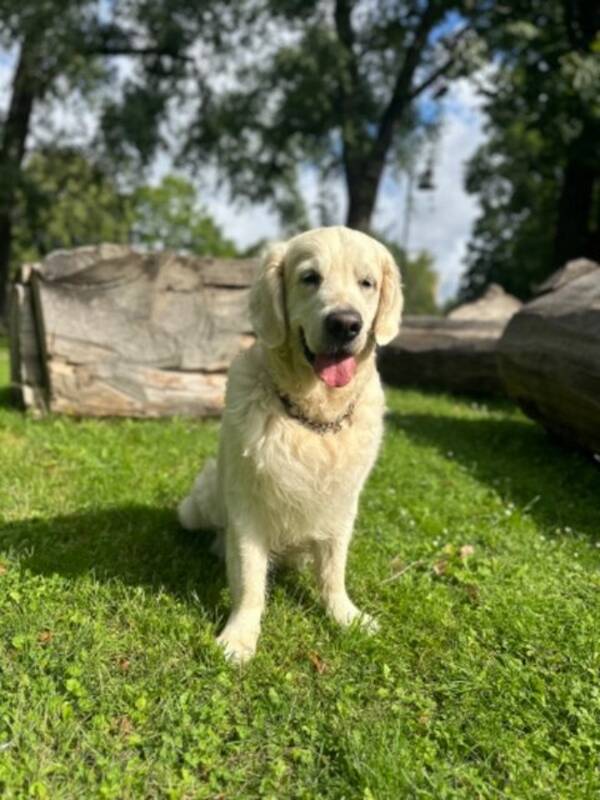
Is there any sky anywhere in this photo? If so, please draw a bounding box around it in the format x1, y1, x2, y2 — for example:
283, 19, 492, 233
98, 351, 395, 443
0, 44, 487, 303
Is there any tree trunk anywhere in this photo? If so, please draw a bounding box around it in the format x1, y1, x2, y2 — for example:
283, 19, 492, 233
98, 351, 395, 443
0, 37, 38, 324
552, 142, 598, 270
345, 181, 378, 232
344, 157, 384, 232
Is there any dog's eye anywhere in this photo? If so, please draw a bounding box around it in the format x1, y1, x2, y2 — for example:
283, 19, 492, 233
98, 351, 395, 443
301, 271, 322, 287
359, 277, 375, 289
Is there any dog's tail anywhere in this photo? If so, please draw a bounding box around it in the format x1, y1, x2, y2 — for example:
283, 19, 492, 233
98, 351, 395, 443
177, 458, 224, 532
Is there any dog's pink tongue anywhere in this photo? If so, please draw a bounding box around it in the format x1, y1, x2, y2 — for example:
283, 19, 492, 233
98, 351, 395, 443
314, 354, 357, 388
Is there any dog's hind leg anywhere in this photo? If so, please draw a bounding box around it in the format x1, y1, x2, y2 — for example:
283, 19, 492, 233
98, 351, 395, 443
177, 458, 224, 533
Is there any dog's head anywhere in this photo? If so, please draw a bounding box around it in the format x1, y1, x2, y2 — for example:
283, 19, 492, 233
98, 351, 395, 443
249, 226, 403, 388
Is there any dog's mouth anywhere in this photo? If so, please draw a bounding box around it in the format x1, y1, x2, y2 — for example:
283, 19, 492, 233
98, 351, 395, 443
300, 329, 357, 389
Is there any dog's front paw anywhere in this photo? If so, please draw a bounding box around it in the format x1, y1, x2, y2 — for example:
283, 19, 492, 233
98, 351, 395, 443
327, 596, 379, 634
357, 611, 380, 635
216, 626, 259, 664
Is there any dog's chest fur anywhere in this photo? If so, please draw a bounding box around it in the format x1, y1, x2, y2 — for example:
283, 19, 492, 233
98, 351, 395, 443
220, 347, 384, 551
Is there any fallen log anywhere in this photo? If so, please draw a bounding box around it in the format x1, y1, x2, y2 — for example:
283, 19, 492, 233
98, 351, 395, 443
9, 245, 258, 417
497, 262, 600, 454
447, 283, 521, 322
378, 316, 507, 396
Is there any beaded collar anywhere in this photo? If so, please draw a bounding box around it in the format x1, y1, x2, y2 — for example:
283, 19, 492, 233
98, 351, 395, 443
276, 390, 356, 435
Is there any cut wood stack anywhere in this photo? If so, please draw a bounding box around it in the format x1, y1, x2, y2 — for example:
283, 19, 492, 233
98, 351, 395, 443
9, 245, 258, 417
498, 259, 600, 455
379, 285, 522, 396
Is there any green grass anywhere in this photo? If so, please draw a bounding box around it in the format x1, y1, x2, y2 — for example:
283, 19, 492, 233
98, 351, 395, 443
0, 342, 599, 800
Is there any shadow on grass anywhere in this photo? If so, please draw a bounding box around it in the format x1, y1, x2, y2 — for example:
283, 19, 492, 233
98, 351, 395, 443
387, 411, 600, 543
0, 386, 16, 409
0, 504, 229, 620
0, 505, 320, 622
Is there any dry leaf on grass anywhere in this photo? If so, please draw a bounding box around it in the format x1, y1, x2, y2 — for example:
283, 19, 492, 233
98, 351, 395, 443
308, 651, 327, 674
38, 630, 53, 645
117, 656, 131, 672
463, 583, 481, 603
114, 716, 134, 736
432, 560, 448, 576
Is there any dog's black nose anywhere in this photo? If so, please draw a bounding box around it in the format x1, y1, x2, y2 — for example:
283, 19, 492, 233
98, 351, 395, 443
325, 309, 363, 343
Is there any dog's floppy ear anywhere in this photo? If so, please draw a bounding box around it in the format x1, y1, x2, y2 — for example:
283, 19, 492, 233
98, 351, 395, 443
374, 249, 404, 345
249, 241, 287, 348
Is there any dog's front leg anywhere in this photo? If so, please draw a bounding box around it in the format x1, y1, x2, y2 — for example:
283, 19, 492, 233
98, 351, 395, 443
313, 533, 378, 633
217, 527, 268, 663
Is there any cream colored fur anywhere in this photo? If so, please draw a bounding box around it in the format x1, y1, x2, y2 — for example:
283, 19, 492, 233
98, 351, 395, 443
178, 226, 403, 662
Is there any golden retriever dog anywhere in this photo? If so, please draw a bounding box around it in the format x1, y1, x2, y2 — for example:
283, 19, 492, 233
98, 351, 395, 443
178, 226, 403, 662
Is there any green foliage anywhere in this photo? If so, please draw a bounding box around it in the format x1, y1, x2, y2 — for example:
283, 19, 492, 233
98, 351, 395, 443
384, 241, 439, 315
461, 0, 600, 301
461, 120, 560, 300
11, 152, 237, 265
1, 343, 599, 797
401, 251, 439, 316
130, 175, 237, 257
0, 0, 111, 90
12, 148, 133, 265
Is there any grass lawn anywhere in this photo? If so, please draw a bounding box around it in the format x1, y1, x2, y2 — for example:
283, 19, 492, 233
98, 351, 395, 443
0, 340, 599, 799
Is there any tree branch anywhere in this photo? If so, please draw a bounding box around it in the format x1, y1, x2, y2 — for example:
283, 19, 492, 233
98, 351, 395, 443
86, 45, 193, 62
373, 2, 441, 164
81, 23, 193, 62
334, 0, 360, 91
409, 24, 471, 99
334, 0, 364, 180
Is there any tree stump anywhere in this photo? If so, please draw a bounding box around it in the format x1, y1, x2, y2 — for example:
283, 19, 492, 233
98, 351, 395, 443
9, 245, 258, 417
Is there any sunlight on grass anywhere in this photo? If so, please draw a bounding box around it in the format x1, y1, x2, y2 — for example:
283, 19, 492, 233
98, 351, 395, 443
0, 344, 599, 798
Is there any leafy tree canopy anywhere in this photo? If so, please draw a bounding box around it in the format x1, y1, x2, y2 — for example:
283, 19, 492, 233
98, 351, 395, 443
378, 237, 439, 315
460, 0, 600, 300
130, 175, 237, 257
12, 148, 133, 265
12, 150, 237, 264
172, 0, 486, 230
0, 0, 232, 318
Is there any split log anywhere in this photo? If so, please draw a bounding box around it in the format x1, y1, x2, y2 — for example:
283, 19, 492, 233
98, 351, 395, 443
9, 245, 258, 417
498, 263, 600, 454
533, 258, 599, 295
447, 283, 522, 322
8, 270, 47, 411
378, 316, 506, 396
